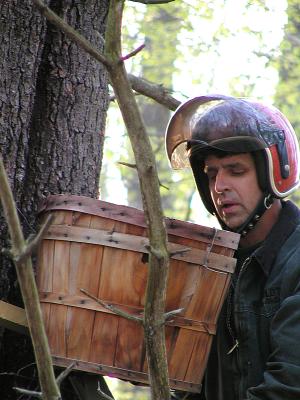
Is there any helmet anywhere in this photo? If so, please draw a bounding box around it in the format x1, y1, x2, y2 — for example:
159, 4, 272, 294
165, 94, 300, 233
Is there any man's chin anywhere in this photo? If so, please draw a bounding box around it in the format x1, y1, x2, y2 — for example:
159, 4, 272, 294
222, 217, 245, 231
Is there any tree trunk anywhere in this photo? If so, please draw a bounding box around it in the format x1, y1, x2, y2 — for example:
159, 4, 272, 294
0, 1, 109, 397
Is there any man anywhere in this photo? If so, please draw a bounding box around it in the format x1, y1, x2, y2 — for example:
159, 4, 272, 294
166, 94, 300, 399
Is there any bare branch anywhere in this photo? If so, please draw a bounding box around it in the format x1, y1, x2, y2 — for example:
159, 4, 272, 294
117, 161, 137, 169
32, 0, 111, 68
164, 308, 184, 321
80, 289, 143, 324
33, 0, 181, 111
13, 387, 43, 398
128, 73, 180, 110
158, 179, 169, 191
0, 156, 60, 399
144, 244, 165, 260
97, 381, 115, 400
129, 0, 175, 4
169, 247, 191, 257
56, 362, 77, 387
121, 43, 146, 61
14, 214, 54, 263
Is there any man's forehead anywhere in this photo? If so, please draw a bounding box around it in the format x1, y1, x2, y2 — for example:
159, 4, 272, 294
204, 153, 253, 168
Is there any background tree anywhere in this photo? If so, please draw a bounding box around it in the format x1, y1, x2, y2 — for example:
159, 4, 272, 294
275, 0, 300, 134
274, 0, 300, 205
0, 0, 293, 399
102, 0, 287, 227
0, 1, 109, 397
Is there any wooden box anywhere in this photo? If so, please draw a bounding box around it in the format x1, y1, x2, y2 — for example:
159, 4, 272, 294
37, 194, 239, 393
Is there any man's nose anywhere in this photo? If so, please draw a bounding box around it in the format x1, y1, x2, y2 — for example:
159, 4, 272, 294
214, 170, 229, 193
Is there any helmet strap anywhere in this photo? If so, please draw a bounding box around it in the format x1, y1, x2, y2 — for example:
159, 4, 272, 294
216, 193, 274, 237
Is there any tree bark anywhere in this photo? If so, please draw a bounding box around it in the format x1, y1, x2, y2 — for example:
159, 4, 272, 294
0, 1, 109, 397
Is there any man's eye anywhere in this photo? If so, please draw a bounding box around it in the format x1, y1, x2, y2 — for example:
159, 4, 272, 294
231, 169, 244, 175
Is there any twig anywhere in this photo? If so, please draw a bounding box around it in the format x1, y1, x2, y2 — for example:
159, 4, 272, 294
0, 156, 60, 399
32, 0, 112, 68
164, 308, 184, 321
154, 308, 185, 328
97, 381, 115, 400
158, 179, 169, 191
56, 362, 77, 387
34, 0, 181, 111
128, 73, 180, 111
1, 248, 14, 259
14, 214, 54, 263
13, 387, 42, 398
117, 161, 137, 169
129, 0, 175, 4
144, 244, 164, 260
121, 43, 145, 61
169, 247, 191, 257
80, 289, 143, 324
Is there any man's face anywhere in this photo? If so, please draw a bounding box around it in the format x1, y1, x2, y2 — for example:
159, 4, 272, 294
204, 153, 263, 229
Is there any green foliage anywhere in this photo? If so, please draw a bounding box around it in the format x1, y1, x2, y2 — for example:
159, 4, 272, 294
101, 0, 288, 225
274, 0, 300, 136
274, 0, 300, 207
106, 378, 151, 400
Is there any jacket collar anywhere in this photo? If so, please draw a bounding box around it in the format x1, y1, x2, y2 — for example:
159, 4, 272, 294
253, 200, 300, 276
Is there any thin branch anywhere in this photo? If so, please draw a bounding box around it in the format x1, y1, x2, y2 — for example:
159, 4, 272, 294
1, 248, 14, 259
13, 387, 42, 398
164, 308, 184, 321
144, 244, 164, 260
0, 156, 60, 399
153, 308, 185, 328
117, 161, 137, 169
14, 214, 54, 263
80, 289, 143, 324
129, 0, 175, 4
169, 247, 191, 257
158, 179, 169, 191
33, 0, 181, 111
97, 382, 115, 400
32, 0, 111, 68
121, 43, 146, 61
128, 73, 180, 111
56, 362, 77, 387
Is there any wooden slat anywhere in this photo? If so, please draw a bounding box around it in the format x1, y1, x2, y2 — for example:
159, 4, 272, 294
114, 319, 145, 371
184, 333, 212, 384
66, 308, 95, 361
48, 304, 67, 356
184, 270, 231, 323
52, 355, 202, 393
38, 194, 240, 250
89, 313, 119, 366
66, 241, 104, 361
168, 329, 199, 381
39, 292, 216, 334
0, 301, 28, 334
43, 225, 236, 273
36, 239, 54, 333
48, 240, 70, 356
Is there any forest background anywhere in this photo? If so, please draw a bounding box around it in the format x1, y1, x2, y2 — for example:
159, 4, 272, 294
1, 0, 300, 399
102, 1, 300, 396
101, 0, 300, 230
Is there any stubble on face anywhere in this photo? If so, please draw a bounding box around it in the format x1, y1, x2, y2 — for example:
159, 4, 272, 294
204, 153, 263, 229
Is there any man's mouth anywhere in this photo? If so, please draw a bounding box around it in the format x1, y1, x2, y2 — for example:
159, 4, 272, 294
219, 201, 239, 214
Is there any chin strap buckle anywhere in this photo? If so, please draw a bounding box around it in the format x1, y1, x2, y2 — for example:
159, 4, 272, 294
239, 194, 274, 237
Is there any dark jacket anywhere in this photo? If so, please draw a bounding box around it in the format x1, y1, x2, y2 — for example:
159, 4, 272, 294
203, 200, 300, 399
